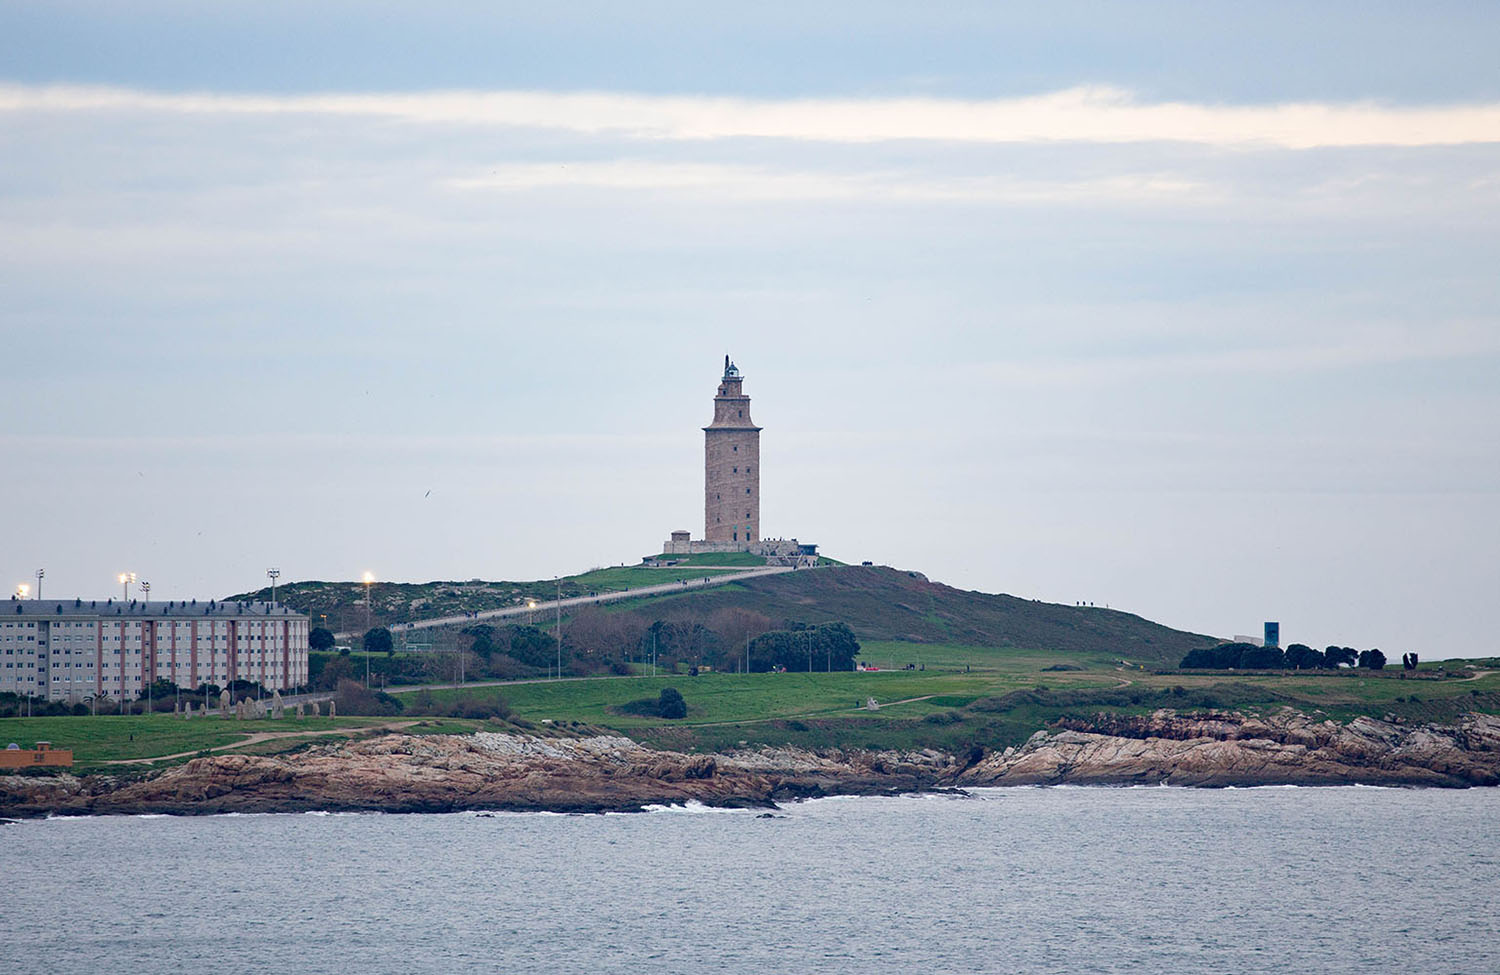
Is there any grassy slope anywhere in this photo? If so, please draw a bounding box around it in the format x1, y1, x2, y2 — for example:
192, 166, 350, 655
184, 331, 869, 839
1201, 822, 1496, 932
6, 656, 1495, 767
229, 566, 744, 631
388, 650, 1500, 753
642, 551, 769, 566
230, 561, 1214, 668
611, 566, 1216, 665
0, 714, 411, 768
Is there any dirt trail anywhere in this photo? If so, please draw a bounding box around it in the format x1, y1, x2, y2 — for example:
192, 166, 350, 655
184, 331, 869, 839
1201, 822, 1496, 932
103, 720, 422, 766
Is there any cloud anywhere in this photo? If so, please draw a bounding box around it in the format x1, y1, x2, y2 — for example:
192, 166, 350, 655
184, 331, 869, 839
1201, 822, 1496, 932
447, 161, 1211, 204
952, 324, 1500, 387
3, 83, 1499, 149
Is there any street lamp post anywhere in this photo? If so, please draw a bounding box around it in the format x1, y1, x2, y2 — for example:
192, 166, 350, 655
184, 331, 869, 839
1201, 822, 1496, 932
362, 572, 374, 688
139, 581, 152, 713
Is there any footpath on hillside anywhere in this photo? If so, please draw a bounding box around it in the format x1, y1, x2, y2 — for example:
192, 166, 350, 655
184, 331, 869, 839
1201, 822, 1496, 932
102, 720, 423, 766
338, 564, 799, 638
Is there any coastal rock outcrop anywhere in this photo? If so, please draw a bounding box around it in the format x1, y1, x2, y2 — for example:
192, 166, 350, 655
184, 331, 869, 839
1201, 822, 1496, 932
5, 709, 1500, 817
960, 709, 1500, 788
0, 733, 957, 817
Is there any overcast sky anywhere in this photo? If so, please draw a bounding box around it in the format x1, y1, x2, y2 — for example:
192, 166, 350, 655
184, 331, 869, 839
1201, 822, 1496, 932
2, 2, 1497, 657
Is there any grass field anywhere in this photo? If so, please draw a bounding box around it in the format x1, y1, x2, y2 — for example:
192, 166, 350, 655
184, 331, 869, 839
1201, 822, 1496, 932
0, 714, 488, 768
394, 645, 1500, 750
641, 552, 770, 567
567, 566, 744, 591
6, 643, 1496, 769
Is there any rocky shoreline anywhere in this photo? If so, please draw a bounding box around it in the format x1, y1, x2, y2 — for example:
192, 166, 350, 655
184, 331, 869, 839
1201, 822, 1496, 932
4, 709, 1498, 818
963, 708, 1500, 789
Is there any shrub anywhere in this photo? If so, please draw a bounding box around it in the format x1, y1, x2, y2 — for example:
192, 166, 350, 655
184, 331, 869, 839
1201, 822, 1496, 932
658, 687, 687, 719
1180, 642, 1285, 670
331, 678, 403, 716
1285, 644, 1325, 670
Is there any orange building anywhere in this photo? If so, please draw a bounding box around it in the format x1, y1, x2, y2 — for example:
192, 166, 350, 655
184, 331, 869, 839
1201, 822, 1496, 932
0, 741, 73, 768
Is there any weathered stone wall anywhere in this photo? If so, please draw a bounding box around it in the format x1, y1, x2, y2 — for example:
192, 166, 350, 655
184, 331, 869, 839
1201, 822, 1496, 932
658, 537, 808, 556
705, 429, 759, 542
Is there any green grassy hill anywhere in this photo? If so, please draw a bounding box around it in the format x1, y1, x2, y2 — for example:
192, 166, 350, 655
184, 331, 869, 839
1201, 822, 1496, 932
229, 566, 745, 632
618, 566, 1215, 665
234, 563, 1214, 664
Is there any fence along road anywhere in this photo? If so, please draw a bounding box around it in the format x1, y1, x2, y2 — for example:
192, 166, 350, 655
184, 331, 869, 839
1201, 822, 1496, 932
335, 565, 800, 639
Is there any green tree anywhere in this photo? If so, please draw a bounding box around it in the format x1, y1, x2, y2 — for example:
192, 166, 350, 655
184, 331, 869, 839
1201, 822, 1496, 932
363, 627, 393, 654
1236, 645, 1286, 669
1358, 648, 1387, 670
747, 622, 861, 673
309, 626, 336, 652
508, 625, 558, 669
1284, 644, 1324, 670
1325, 646, 1359, 668
137, 678, 182, 700
464, 624, 497, 660
658, 687, 687, 719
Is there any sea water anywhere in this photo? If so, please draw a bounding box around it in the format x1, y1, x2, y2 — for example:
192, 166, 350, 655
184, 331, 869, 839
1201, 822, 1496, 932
2, 786, 1496, 974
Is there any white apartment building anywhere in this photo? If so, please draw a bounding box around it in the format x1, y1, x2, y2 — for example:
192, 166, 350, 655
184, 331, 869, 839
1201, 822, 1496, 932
0, 597, 309, 702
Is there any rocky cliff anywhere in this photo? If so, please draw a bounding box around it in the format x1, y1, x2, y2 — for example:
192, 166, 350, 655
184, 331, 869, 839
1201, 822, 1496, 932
960, 709, 1500, 788
0, 733, 957, 818
5, 709, 1499, 817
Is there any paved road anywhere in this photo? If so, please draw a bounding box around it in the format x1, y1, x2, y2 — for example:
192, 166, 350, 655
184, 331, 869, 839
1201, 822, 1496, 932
337, 564, 799, 639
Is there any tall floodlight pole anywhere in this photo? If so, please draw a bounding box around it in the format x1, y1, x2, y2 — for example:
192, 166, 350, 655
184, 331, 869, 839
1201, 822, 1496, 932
34, 568, 43, 600
138, 581, 152, 712
267, 568, 280, 606
119, 572, 135, 601
15, 584, 28, 599
362, 573, 375, 688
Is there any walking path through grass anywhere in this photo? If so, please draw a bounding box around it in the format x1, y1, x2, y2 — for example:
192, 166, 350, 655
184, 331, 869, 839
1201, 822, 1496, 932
101, 720, 424, 765
342, 565, 799, 638
681, 694, 939, 728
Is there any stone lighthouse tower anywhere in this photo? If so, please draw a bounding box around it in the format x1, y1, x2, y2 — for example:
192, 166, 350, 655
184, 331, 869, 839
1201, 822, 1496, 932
704, 356, 761, 545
